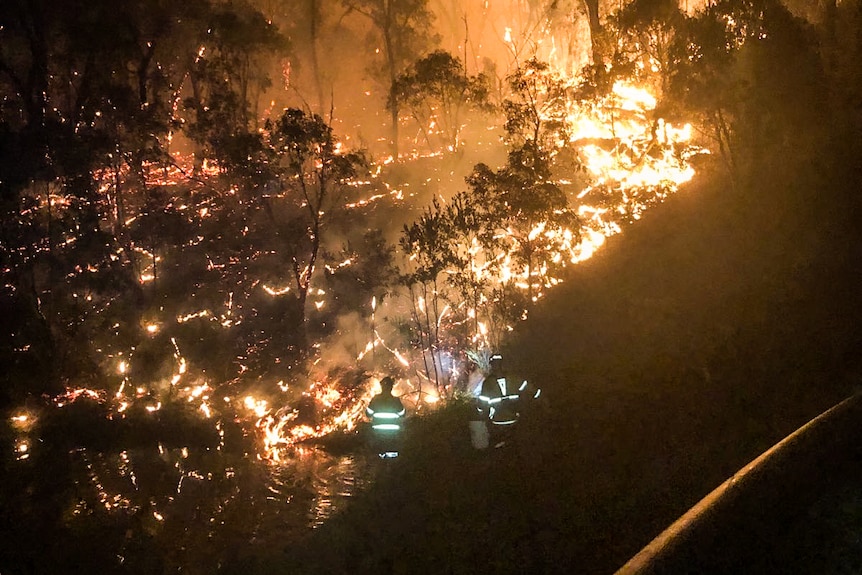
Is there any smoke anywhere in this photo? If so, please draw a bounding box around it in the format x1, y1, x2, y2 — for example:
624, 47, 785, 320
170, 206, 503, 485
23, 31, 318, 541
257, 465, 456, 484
315, 311, 373, 371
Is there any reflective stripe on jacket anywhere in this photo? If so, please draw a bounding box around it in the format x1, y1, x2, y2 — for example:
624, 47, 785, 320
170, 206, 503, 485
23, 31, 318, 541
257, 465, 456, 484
367, 395, 405, 431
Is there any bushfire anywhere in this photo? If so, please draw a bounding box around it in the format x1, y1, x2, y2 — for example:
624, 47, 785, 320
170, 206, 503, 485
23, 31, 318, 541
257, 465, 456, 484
8, 55, 704, 539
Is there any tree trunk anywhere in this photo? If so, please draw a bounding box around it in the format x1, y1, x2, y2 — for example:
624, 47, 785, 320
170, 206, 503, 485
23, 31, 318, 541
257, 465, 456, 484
26, 3, 50, 129
138, 43, 156, 107
382, 4, 400, 157
582, 0, 603, 66
409, 282, 434, 385
309, 0, 326, 114
189, 73, 206, 174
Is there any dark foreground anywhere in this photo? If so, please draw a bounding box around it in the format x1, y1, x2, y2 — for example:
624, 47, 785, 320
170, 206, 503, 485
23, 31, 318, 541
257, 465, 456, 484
620, 392, 862, 574
3, 168, 859, 575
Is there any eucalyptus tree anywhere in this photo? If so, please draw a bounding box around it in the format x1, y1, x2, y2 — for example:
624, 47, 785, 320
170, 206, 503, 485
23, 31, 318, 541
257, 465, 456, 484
0, 0, 289, 395
183, 1, 288, 165
400, 198, 456, 389
583, 0, 605, 65
502, 58, 570, 150
262, 0, 331, 115
400, 140, 578, 361
264, 108, 367, 338
613, 0, 686, 105
389, 50, 493, 153
0, 0, 163, 390
465, 141, 578, 306
668, 0, 825, 186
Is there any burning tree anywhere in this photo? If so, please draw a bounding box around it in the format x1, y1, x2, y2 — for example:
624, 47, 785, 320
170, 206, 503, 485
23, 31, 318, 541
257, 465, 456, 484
465, 142, 580, 303
399, 141, 579, 389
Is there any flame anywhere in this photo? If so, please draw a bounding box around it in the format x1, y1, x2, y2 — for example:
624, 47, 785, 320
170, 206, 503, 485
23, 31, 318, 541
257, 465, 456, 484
253, 372, 383, 462
244, 396, 269, 419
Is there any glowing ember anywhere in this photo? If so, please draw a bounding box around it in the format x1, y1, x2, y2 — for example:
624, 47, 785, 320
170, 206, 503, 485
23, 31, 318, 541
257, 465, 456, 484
55, 388, 107, 407
264, 284, 291, 296
10, 414, 30, 425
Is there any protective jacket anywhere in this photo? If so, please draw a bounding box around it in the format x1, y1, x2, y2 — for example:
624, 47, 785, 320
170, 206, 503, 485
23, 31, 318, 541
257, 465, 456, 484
366, 392, 406, 431
478, 374, 520, 426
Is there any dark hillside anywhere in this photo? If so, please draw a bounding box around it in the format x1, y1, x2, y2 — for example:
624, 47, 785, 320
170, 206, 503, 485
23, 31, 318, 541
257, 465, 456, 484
507, 154, 862, 570
521, 157, 862, 423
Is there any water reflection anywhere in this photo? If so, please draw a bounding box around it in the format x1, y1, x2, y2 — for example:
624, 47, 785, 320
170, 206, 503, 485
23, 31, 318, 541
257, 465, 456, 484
7, 436, 372, 573
304, 453, 367, 528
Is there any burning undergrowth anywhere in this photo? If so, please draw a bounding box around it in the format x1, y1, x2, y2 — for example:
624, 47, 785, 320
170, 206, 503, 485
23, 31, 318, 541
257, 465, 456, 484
2, 30, 713, 560
6, 61, 706, 468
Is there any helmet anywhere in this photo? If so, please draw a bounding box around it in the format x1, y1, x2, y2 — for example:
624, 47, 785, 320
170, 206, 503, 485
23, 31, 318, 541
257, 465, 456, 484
380, 376, 395, 389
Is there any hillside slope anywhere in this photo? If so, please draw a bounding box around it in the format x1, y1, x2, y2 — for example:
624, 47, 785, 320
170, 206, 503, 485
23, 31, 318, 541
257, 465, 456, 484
508, 155, 862, 570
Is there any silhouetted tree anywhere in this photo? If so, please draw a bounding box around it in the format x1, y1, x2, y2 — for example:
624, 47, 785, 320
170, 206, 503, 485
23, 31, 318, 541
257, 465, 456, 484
266, 109, 367, 334
502, 58, 570, 149
401, 140, 579, 356
389, 50, 493, 153
669, 0, 826, 186
400, 198, 454, 389
184, 2, 288, 164
466, 142, 579, 303
613, 0, 685, 106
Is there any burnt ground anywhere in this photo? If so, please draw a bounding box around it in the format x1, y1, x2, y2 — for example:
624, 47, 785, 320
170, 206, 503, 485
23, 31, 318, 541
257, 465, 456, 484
252, 150, 862, 575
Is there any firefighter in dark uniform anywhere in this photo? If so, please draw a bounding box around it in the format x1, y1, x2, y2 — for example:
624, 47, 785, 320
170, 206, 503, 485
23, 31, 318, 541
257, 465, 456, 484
366, 376, 406, 458
476, 354, 520, 446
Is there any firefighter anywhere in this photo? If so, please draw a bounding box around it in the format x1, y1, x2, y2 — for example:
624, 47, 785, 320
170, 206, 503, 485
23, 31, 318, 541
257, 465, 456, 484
366, 376, 406, 458
476, 354, 520, 446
